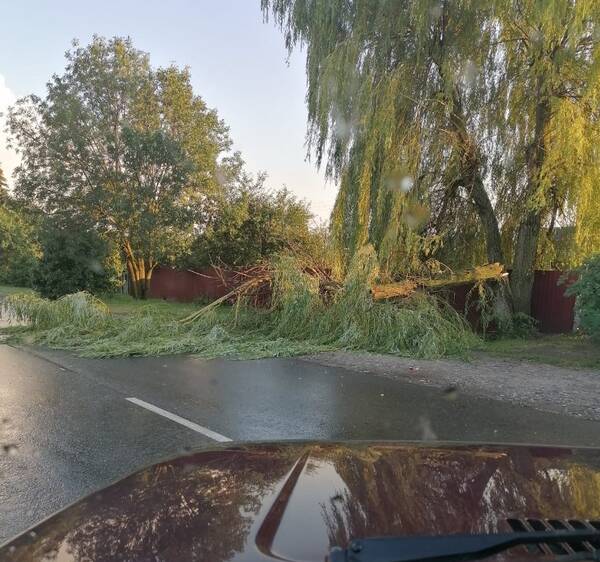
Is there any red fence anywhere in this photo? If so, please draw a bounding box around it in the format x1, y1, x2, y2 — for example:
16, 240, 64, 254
149, 267, 577, 334
531, 270, 576, 334
443, 270, 576, 334
148, 266, 236, 302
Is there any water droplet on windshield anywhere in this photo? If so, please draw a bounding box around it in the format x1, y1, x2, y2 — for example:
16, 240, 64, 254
443, 385, 458, 401
403, 203, 430, 230
460, 60, 478, 86
529, 28, 543, 44
385, 171, 413, 193
88, 259, 104, 274
417, 416, 438, 441
2, 444, 18, 456
429, 3, 443, 18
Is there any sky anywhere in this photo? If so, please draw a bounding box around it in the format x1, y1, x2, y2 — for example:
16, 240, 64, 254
0, 0, 336, 220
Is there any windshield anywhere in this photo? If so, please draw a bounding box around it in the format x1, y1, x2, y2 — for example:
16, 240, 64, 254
1, 1, 600, 560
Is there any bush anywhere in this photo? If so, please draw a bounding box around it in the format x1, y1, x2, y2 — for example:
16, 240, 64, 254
189, 186, 325, 267
34, 219, 123, 299
0, 205, 40, 286
566, 254, 600, 341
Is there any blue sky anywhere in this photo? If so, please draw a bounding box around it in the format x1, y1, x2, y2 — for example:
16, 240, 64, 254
0, 0, 336, 220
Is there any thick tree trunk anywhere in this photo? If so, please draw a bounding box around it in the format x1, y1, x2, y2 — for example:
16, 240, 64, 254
123, 240, 156, 299
449, 89, 505, 265
510, 211, 542, 314
470, 175, 504, 264
447, 89, 512, 323
509, 77, 549, 315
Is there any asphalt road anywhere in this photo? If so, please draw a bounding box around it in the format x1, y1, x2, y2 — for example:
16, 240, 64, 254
2, 343, 600, 543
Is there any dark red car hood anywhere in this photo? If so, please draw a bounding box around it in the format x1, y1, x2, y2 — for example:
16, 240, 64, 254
3, 441, 600, 561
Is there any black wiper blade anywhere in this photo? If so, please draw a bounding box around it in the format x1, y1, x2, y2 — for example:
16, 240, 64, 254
328, 530, 600, 562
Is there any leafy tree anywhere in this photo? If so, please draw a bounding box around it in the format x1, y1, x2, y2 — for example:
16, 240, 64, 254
566, 254, 600, 341
33, 216, 122, 299
0, 204, 40, 287
189, 164, 318, 266
7, 37, 230, 298
492, 0, 600, 312
263, 0, 600, 314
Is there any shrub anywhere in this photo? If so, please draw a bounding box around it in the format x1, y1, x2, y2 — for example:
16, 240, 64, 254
566, 254, 600, 341
0, 205, 40, 287
34, 219, 122, 299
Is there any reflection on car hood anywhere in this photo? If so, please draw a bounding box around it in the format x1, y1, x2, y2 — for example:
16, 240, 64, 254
3, 442, 600, 561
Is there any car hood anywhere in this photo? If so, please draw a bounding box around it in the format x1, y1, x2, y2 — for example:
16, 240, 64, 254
2, 441, 600, 561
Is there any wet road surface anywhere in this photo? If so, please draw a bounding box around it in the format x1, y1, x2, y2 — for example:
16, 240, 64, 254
2, 343, 600, 542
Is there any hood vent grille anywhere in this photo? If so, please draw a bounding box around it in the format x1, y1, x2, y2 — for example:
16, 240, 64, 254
507, 518, 600, 555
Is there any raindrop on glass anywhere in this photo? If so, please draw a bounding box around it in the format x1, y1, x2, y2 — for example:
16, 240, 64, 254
2, 444, 18, 456
443, 385, 458, 401
429, 3, 443, 18
461, 60, 478, 86
400, 176, 414, 193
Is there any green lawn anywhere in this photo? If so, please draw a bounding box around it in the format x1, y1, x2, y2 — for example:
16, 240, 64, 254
101, 293, 199, 318
481, 333, 600, 370
0, 285, 34, 297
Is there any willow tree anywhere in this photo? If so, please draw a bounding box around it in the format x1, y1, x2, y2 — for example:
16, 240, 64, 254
491, 0, 600, 312
8, 37, 230, 298
263, 2, 502, 267
264, 0, 600, 314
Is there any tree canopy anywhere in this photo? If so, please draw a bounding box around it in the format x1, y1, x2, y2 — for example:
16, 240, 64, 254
263, 0, 600, 313
8, 36, 231, 298
189, 162, 319, 267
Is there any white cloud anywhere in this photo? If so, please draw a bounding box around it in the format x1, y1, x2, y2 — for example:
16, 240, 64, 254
0, 73, 19, 187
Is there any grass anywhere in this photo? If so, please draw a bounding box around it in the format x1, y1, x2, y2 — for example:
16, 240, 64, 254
0, 247, 478, 360
101, 293, 198, 318
480, 333, 600, 370
2, 278, 596, 371
0, 285, 34, 297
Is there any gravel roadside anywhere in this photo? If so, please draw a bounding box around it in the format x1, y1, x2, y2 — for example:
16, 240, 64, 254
301, 351, 600, 421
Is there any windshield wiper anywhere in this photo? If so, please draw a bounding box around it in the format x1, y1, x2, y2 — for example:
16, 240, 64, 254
328, 530, 600, 562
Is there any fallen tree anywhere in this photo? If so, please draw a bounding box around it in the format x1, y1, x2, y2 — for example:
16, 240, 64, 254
371, 263, 506, 301
180, 257, 506, 324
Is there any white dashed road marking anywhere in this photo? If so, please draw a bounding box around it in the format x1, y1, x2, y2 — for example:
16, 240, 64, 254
126, 397, 232, 442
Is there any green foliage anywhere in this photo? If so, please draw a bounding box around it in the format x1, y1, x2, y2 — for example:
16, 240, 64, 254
0, 204, 40, 287
510, 313, 539, 339
34, 218, 122, 299
191, 180, 318, 267
7, 36, 231, 297
566, 254, 600, 341
2, 245, 478, 359
263, 0, 600, 314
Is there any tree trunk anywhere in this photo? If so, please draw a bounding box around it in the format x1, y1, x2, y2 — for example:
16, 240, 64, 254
470, 175, 504, 264
510, 211, 542, 314
123, 240, 156, 299
509, 77, 549, 315
446, 89, 512, 323
449, 89, 505, 265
